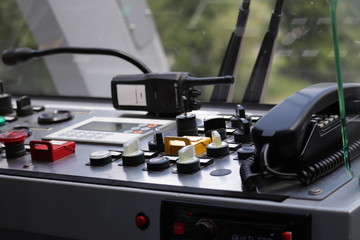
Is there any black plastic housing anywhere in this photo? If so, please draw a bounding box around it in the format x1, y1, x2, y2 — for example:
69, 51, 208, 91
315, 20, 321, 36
112, 73, 184, 115
111, 72, 233, 115
252, 82, 360, 170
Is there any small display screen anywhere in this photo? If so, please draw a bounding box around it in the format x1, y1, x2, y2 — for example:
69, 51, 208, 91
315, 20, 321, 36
75, 121, 136, 132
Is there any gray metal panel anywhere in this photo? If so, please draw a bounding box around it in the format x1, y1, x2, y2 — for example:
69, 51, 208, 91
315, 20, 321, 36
0, 98, 359, 239
0, 175, 360, 239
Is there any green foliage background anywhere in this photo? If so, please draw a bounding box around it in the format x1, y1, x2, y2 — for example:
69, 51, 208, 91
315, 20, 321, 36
1, 0, 360, 103
0, 1, 57, 96
149, 0, 360, 103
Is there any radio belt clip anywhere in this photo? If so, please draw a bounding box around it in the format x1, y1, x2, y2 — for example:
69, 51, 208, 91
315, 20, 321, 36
30, 140, 76, 162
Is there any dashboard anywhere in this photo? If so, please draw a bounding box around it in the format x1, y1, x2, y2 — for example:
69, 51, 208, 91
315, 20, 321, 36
0, 96, 358, 239
1, 1, 360, 239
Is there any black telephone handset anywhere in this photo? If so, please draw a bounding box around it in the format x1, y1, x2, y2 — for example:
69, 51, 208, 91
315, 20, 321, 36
251, 82, 360, 176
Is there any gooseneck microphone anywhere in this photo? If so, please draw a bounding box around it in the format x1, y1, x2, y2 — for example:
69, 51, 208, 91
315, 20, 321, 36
242, 0, 285, 103
2, 47, 152, 74
210, 0, 251, 102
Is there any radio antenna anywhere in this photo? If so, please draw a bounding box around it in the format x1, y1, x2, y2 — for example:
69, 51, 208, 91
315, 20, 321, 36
210, 0, 251, 102
242, 0, 285, 103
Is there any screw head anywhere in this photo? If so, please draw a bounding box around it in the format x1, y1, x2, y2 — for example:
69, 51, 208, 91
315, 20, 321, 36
308, 188, 323, 195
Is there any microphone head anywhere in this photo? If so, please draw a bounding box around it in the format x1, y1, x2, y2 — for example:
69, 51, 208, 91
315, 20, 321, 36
2, 49, 18, 65
2, 48, 36, 66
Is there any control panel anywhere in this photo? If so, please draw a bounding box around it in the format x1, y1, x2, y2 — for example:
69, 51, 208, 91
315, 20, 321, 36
0, 96, 359, 240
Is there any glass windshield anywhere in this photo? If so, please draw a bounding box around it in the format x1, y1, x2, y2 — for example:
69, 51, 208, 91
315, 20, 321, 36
0, 0, 359, 104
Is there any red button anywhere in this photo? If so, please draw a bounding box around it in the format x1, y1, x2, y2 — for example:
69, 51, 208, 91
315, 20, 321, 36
282, 231, 292, 240
173, 222, 185, 235
135, 214, 149, 230
0, 130, 27, 143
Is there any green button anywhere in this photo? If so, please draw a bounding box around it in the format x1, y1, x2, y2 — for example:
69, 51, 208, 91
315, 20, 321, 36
0, 117, 5, 126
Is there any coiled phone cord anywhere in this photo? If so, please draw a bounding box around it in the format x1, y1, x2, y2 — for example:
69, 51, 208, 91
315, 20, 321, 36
240, 140, 360, 191
298, 139, 360, 185
239, 156, 260, 191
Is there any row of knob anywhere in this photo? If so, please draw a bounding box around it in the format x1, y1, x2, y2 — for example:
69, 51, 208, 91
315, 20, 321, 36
89, 104, 256, 172
176, 104, 252, 142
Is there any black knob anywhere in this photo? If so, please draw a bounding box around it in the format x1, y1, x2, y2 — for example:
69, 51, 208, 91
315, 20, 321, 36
204, 117, 227, 140
230, 115, 241, 128
122, 152, 145, 166
176, 157, 200, 173
176, 113, 198, 136
204, 117, 226, 131
146, 156, 170, 171
16, 96, 33, 117
0, 81, 13, 115
194, 219, 217, 240
89, 150, 112, 165
237, 145, 255, 160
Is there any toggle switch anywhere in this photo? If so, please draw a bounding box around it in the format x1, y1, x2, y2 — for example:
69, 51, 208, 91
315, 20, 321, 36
206, 130, 229, 158
233, 118, 252, 143
176, 145, 200, 173
148, 128, 165, 152
230, 104, 246, 128
231, 104, 252, 129
122, 139, 145, 166
0, 81, 13, 115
